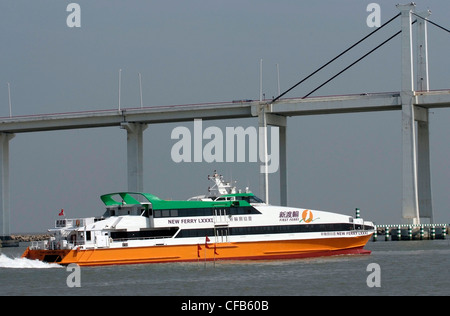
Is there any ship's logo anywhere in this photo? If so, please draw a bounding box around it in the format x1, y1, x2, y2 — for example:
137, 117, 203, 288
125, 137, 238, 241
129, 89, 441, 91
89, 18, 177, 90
279, 209, 317, 222
301, 210, 314, 223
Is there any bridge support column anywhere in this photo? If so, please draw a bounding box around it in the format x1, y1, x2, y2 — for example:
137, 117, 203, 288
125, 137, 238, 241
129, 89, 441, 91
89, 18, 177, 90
0, 133, 14, 238
416, 10, 433, 223
417, 110, 433, 222
398, 3, 420, 224
258, 105, 287, 206
398, 4, 434, 224
279, 120, 287, 206
258, 108, 268, 204
121, 122, 148, 192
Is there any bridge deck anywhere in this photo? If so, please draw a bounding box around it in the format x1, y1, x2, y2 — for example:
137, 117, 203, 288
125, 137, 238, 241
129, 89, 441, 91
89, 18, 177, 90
0, 90, 449, 134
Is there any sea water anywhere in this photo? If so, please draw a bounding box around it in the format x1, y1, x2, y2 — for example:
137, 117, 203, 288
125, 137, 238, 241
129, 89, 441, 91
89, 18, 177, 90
1, 240, 449, 296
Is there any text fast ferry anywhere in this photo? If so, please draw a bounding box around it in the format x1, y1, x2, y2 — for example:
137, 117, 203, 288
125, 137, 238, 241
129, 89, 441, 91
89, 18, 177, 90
22, 172, 374, 266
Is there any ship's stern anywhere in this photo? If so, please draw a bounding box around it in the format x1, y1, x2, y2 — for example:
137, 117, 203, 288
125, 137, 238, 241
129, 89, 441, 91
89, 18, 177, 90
22, 246, 71, 263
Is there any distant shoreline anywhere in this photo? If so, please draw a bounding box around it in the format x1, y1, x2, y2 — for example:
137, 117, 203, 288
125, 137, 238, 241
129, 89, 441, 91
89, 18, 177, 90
10, 234, 52, 242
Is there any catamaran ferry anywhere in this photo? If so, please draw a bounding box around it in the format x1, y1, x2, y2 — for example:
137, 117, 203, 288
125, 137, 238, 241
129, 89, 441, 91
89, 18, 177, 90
22, 171, 374, 266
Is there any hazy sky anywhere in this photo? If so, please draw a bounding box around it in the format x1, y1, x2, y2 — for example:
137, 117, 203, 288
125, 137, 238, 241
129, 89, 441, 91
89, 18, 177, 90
2, 0, 450, 233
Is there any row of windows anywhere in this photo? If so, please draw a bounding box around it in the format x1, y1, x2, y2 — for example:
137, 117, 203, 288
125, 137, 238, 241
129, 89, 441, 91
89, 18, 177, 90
176, 223, 372, 238
153, 206, 261, 218
103, 208, 150, 218
103, 223, 373, 241
110, 228, 178, 240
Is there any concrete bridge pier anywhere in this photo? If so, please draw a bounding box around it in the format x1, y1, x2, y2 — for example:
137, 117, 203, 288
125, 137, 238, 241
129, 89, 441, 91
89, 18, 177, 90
121, 122, 148, 193
258, 104, 287, 206
0, 133, 14, 241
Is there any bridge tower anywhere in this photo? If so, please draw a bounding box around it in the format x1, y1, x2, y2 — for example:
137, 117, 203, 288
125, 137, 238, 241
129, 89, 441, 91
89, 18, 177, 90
398, 3, 433, 224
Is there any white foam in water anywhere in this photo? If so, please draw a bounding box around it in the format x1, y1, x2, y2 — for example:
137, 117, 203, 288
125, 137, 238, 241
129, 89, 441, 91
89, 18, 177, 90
0, 253, 62, 269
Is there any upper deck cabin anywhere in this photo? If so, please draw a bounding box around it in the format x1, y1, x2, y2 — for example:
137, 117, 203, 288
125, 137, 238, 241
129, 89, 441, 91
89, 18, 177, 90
99, 192, 263, 219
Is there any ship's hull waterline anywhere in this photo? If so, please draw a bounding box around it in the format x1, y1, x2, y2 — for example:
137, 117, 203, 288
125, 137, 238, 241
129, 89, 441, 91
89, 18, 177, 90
22, 234, 372, 266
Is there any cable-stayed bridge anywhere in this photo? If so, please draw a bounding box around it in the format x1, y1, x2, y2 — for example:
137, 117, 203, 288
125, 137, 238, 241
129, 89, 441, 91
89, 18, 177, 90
1, 3, 450, 239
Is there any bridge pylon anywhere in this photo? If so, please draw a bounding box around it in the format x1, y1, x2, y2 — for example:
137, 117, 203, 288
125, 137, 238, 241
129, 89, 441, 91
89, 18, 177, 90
398, 3, 434, 224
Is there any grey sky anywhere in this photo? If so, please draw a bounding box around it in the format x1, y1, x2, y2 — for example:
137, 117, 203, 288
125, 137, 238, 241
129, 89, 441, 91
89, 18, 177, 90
2, 0, 450, 233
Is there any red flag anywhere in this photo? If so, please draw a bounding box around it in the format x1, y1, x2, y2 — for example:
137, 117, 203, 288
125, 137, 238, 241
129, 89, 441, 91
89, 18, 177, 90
214, 243, 219, 255
197, 244, 202, 257
205, 236, 211, 249
58, 209, 64, 216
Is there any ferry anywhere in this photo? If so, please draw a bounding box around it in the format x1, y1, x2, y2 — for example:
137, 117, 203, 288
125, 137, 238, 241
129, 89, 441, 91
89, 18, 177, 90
22, 171, 374, 266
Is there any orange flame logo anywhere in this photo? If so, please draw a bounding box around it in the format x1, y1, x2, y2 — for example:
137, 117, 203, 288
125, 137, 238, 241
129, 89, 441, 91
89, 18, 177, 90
301, 210, 313, 223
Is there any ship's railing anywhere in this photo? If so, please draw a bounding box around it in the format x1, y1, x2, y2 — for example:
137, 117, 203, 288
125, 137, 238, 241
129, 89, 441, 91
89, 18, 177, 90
55, 217, 95, 229
30, 240, 45, 250
30, 239, 86, 250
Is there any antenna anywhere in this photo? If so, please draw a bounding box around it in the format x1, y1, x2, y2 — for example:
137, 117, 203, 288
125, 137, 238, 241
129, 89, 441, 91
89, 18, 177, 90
7, 82, 11, 117
276, 64, 281, 96
138, 73, 143, 108
259, 59, 263, 102
118, 69, 122, 111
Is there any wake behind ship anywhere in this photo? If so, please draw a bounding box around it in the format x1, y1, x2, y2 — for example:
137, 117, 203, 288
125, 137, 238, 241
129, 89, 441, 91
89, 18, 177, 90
22, 171, 374, 266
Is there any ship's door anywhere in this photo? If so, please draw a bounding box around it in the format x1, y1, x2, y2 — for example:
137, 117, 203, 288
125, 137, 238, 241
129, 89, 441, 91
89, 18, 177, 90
213, 208, 229, 243
95, 231, 110, 248
214, 226, 229, 243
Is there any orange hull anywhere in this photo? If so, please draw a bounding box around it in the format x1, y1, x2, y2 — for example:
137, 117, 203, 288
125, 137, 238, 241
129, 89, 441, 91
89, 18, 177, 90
22, 235, 372, 266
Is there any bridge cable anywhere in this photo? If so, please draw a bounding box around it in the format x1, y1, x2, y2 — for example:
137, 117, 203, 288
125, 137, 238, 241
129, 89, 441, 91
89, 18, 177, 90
412, 12, 450, 34
302, 20, 417, 99
301, 29, 403, 99
271, 13, 401, 104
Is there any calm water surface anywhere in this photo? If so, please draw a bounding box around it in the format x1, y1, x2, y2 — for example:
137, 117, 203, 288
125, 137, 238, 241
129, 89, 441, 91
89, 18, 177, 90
1, 240, 449, 296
